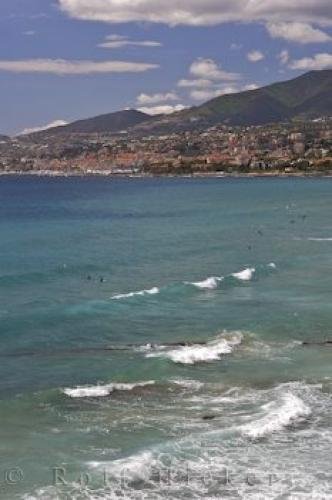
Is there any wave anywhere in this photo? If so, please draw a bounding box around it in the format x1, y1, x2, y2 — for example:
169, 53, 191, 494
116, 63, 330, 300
188, 276, 223, 290
63, 381, 155, 398
308, 237, 332, 242
241, 392, 311, 439
187, 263, 276, 291
111, 287, 160, 300
146, 331, 243, 365
232, 267, 256, 281
107, 263, 276, 303
24, 381, 330, 500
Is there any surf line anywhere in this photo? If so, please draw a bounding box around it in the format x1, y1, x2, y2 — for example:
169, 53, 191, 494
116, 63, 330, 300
1, 341, 210, 358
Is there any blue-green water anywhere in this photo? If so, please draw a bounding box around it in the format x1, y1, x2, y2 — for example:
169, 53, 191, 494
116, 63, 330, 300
0, 176, 331, 499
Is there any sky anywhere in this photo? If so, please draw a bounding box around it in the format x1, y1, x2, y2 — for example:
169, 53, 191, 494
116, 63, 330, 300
0, 0, 331, 136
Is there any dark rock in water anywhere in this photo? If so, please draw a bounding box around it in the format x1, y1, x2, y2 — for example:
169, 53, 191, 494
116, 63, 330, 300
302, 341, 332, 346
202, 415, 216, 421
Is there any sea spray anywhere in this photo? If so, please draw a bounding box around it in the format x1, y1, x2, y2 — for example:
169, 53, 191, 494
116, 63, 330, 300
146, 332, 243, 365
63, 381, 155, 398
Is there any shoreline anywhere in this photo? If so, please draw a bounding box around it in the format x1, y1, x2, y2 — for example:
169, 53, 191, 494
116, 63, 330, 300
1, 170, 332, 179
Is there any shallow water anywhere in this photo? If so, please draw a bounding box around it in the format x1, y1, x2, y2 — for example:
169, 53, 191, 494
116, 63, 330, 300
0, 176, 331, 499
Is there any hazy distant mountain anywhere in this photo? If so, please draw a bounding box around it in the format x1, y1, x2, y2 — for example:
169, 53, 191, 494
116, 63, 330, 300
0, 135, 9, 142
25, 70, 332, 140
26, 109, 154, 139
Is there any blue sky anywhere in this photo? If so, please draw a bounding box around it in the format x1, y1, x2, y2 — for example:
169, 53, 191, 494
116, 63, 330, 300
1, 0, 331, 135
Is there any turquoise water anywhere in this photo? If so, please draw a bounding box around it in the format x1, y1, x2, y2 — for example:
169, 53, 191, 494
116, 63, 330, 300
0, 176, 331, 499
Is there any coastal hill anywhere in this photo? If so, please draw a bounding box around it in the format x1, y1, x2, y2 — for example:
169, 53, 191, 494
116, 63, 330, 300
184, 69, 332, 126
24, 70, 332, 139
136, 70, 332, 133
24, 109, 154, 139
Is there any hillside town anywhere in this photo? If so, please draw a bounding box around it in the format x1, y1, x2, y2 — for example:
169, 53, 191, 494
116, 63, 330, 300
0, 117, 331, 176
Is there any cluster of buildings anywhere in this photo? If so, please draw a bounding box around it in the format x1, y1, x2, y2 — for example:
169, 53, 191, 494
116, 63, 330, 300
0, 118, 331, 175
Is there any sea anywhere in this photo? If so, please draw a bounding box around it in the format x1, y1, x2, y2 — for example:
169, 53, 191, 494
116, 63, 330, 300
0, 175, 331, 499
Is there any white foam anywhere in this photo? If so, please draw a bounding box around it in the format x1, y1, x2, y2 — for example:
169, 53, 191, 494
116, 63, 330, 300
111, 287, 160, 300
268, 262, 276, 269
147, 332, 243, 365
88, 450, 154, 482
63, 381, 155, 398
308, 237, 332, 242
232, 267, 256, 281
189, 276, 223, 290
242, 392, 311, 439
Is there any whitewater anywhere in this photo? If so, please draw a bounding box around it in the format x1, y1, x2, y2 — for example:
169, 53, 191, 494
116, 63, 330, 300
1, 176, 332, 500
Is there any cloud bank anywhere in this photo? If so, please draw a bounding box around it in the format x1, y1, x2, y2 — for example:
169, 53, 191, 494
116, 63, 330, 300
288, 53, 332, 70
267, 22, 331, 44
58, 0, 332, 27
0, 59, 158, 75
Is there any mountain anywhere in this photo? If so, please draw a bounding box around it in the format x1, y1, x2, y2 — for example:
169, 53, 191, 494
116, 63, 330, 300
0, 135, 9, 142
180, 69, 332, 126
24, 70, 332, 140
133, 70, 332, 133
25, 109, 154, 139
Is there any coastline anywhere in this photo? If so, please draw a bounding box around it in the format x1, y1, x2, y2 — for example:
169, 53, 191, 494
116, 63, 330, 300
1, 170, 332, 179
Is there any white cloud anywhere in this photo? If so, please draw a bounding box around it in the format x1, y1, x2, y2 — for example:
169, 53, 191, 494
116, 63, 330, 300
58, 0, 332, 27
190, 58, 240, 81
23, 30, 36, 36
0, 59, 158, 75
177, 78, 214, 88
190, 86, 238, 101
178, 59, 241, 102
288, 52, 332, 70
189, 82, 261, 102
267, 22, 331, 44
138, 104, 187, 115
99, 34, 162, 49
20, 120, 68, 135
278, 49, 290, 65
243, 83, 259, 90
247, 50, 265, 62
136, 92, 178, 105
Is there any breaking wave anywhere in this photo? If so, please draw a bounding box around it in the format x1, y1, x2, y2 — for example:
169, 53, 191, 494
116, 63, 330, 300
232, 267, 256, 281
23, 382, 330, 499
188, 276, 223, 290
187, 263, 275, 290
308, 237, 332, 241
109, 263, 276, 300
241, 392, 311, 439
63, 381, 155, 398
111, 287, 160, 300
146, 331, 243, 365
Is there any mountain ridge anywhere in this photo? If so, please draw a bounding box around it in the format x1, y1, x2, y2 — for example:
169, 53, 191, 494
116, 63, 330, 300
23, 70, 332, 139
22, 109, 154, 140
